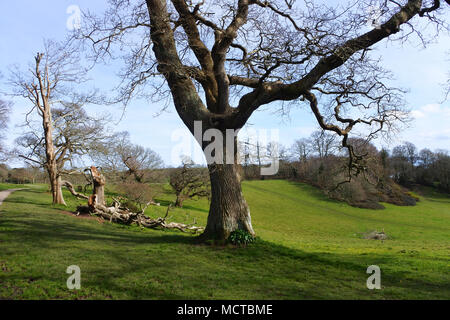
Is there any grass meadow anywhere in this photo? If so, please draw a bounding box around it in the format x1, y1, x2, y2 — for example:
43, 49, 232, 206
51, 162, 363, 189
0, 180, 449, 299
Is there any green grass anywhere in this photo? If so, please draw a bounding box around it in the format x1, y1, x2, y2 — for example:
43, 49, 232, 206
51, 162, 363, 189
0, 180, 449, 299
0, 183, 29, 191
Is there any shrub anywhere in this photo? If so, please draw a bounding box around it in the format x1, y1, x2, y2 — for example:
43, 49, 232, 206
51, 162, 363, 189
228, 230, 255, 247
116, 182, 156, 211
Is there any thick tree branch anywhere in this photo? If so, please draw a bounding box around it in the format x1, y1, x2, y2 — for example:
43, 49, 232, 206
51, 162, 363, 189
211, 0, 251, 113
232, 0, 426, 126
147, 0, 210, 132
171, 0, 218, 109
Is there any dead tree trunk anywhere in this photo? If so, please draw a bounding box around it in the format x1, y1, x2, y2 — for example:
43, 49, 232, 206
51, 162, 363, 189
33, 53, 66, 206
175, 195, 184, 208
90, 166, 105, 206
62, 180, 89, 200
77, 166, 203, 233
47, 164, 66, 206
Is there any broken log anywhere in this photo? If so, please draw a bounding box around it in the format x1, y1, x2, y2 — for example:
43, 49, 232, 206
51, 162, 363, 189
75, 167, 203, 233
76, 202, 203, 233
62, 180, 89, 200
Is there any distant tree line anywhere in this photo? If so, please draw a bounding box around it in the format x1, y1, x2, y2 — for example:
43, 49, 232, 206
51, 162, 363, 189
1, 117, 448, 211
238, 130, 449, 208
389, 142, 449, 192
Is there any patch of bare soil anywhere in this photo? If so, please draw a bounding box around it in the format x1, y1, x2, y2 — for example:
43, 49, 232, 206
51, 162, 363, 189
59, 211, 105, 224
363, 230, 389, 240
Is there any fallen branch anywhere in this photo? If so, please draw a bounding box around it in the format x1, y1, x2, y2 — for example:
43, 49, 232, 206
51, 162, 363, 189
76, 202, 204, 233
75, 166, 203, 233
62, 180, 89, 200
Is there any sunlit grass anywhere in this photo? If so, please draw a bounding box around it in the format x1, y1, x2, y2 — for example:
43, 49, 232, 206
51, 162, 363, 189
0, 180, 448, 299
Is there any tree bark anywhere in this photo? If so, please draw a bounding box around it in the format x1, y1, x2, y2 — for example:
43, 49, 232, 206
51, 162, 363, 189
175, 195, 184, 208
147, 0, 255, 241
55, 176, 66, 205
48, 166, 66, 206
91, 166, 106, 206
202, 163, 255, 241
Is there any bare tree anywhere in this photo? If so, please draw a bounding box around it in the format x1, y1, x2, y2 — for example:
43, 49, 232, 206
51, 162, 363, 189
238, 136, 252, 168
418, 148, 435, 167
9, 42, 103, 205
266, 141, 280, 161
310, 130, 340, 159
94, 131, 163, 183
73, 0, 449, 240
14, 103, 108, 205
0, 99, 11, 161
117, 181, 157, 211
169, 161, 210, 208
391, 141, 418, 185
291, 138, 312, 162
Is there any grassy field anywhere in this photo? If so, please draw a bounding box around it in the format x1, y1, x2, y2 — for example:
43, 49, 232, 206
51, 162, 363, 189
0, 180, 449, 299
0, 183, 30, 192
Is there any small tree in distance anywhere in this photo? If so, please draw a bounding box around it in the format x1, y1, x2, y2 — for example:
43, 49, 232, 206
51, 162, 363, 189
169, 160, 210, 208
93, 131, 164, 183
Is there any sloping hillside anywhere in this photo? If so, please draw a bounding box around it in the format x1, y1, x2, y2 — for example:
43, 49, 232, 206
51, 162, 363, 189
0, 180, 448, 299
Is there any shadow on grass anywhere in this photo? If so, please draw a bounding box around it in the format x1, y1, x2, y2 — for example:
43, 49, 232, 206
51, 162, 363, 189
1, 217, 193, 246
1, 187, 449, 299
2, 210, 449, 299
179, 204, 209, 213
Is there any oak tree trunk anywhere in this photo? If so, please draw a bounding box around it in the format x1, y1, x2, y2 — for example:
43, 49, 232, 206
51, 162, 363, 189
201, 137, 255, 240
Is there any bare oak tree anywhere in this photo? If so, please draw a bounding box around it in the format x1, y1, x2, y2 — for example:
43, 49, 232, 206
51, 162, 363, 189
291, 138, 312, 163
73, 0, 449, 240
93, 131, 163, 183
310, 130, 340, 159
10, 42, 104, 205
169, 161, 210, 207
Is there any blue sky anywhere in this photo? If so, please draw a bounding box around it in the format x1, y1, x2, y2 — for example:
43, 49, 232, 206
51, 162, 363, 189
1, 1, 449, 167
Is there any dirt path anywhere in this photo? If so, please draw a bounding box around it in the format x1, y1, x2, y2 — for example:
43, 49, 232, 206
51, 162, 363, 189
0, 189, 24, 207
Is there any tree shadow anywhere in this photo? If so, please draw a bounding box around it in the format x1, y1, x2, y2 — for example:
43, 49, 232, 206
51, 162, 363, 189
1, 187, 449, 299
178, 204, 209, 213
3, 216, 448, 299
1, 217, 193, 247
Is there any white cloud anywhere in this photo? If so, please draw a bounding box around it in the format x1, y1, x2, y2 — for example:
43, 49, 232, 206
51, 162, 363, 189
411, 103, 450, 119
421, 104, 441, 113
410, 110, 425, 119
394, 103, 450, 151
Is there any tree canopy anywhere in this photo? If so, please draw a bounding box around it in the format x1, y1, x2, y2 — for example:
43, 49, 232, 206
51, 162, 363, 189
70, 0, 450, 239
